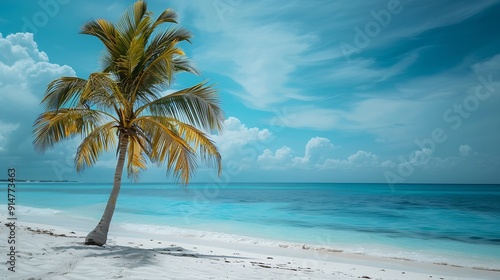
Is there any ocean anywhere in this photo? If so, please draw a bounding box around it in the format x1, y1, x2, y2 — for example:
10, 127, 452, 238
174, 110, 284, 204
5, 182, 500, 269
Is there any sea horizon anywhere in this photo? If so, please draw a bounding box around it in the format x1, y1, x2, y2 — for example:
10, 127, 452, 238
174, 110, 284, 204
10, 180, 500, 185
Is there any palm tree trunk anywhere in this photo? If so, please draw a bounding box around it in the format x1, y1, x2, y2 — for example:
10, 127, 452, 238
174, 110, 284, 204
85, 134, 129, 246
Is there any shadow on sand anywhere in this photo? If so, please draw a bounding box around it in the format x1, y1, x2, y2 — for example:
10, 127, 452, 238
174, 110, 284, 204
52, 241, 249, 268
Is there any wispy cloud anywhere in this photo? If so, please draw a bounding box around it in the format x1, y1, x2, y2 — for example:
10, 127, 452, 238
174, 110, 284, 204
178, 0, 499, 111
192, 23, 314, 108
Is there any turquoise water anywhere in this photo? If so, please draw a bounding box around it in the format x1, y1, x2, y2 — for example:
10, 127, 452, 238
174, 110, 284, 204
6, 182, 500, 268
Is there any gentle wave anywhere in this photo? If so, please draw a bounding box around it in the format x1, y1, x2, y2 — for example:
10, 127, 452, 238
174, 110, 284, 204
0, 204, 62, 216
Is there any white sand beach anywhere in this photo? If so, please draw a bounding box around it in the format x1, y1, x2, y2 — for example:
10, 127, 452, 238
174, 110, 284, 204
2, 215, 499, 280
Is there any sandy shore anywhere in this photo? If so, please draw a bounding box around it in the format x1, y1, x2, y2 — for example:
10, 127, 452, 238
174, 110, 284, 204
1, 218, 498, 280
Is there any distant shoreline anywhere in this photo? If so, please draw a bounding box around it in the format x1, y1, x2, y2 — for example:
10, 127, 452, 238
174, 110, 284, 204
3, 180, 499, 185
0, 179, 77, 183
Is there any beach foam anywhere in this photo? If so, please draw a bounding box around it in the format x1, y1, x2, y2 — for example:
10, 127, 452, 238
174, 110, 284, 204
1, 204, 62, 216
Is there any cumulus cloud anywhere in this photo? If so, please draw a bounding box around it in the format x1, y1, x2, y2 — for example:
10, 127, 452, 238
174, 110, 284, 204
0, 32, 76, 175
393, 148, 461, 174
258, 137, 382, 171
381, 160, 396, 168
459, 145, 472, 157
258, 146, 294, 169
211, 117, 273, 168
258, 137, 335, 169
0, 122, 19, 152
300, 137, 335, 165
323, 150, 379, 169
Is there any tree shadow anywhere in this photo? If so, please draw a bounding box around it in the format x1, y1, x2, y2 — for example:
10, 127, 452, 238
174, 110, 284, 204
53, 241, 248, 269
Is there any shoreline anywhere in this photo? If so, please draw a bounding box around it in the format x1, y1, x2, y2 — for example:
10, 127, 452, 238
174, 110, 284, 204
3, 217, 500, 279
12, 205, 500, 272
5, 205, 500, 271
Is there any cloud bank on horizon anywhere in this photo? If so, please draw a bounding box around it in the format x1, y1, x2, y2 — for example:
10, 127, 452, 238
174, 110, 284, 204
1, 0, 499, 184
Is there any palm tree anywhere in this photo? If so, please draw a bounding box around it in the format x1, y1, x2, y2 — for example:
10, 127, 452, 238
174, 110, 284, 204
33, 1, 224, 246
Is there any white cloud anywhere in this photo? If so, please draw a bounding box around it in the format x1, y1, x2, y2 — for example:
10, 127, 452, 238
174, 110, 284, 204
0, 32, 76, 170
471, 54, 500, 75
407, 148, 434, 167
194, 25, 312, 109
258, 137, 382, 171
0, 122, 19, 152
259, 137, 337, 169
0, 32, 49, 63
270, 107, 341, 130
381, 160, 395, 168
323, 150, 379, 169
211, 117, 273, 167
459, 144, 472, 157
258, 146, 294, 169
328, 52, 419, 84
269, 49, 500, 143
175, 0, 499, 112
272, 97, 433, 140
301, 137, 335, 165
177, 1, 323, 109
395, 148, 461, 173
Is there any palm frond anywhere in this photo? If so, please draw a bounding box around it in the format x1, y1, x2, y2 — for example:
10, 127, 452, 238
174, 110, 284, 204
81, 19, 120, 67
133, 116, 197, 184
172, 120, 222, 175
81, 72, 128, 113
152, 8, 178, 28
42, 77, 87, 110
126, 135, 148, 181
75, 122, 118, 172
37, 1, 225, 186
136, 82, 224, 132
33, 109, 107, 152
172, 55, 199, 74
128, 27, 193, 105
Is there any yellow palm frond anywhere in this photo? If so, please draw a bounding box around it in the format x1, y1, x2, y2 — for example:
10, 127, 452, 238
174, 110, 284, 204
81, 19, 120, 69
133, 116, 197, 184
126, 135, 148, 181
81, 72, 128, 112
36, 1, 225, 185
152, 8, 178, 28
133, 27, 193, 92
137, 82, 224, 132
172, 120, 221, 175
75, 122, 118, 172
42, 77, 87, 110
33, 109, 108, 152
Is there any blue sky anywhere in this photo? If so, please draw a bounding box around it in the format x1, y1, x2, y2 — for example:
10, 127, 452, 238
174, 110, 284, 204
1, 0, 500, 184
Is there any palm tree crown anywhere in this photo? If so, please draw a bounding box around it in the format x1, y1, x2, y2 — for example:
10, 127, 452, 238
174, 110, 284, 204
33, 0, 224, 246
